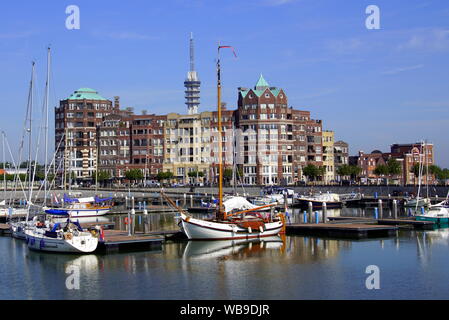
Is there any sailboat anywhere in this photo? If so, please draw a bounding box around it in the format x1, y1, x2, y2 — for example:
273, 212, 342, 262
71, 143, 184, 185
405, 141, 431, 208
165, 44, 285, 240
24, 215, 100, 253
415, 191, 449, 224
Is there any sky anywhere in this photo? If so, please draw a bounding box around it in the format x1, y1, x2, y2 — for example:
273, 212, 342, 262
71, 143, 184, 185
0, 0, 448, 167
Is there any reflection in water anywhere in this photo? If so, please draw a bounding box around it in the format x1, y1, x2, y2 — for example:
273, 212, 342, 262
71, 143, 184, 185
182, 236, 285, 260
3, 206, 449, 299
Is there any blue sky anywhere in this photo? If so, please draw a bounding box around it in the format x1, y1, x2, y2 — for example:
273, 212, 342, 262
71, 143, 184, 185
1, 0, 448, 167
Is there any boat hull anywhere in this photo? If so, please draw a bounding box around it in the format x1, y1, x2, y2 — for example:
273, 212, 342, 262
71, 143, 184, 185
180, 214, 283, 240
295, 199, 342, 209
25, 230, 98, 253
45, 207, 111, 218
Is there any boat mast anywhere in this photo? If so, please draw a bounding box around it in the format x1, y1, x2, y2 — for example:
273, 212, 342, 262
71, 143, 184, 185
216, 44, 236, 220
425, 140, 429, 199
216, 45, 224, 220
2, 131, 5, 202
43, 47, 51, 206
27, 62, 35, 206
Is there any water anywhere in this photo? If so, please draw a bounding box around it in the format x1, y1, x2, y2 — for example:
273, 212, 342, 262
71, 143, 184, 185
1, 207, 449, 300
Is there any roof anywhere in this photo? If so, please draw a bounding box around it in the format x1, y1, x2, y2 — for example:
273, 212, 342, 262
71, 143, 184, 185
66, 88, 108, 101
239, 75, 282, 98
255, 74, 269, 89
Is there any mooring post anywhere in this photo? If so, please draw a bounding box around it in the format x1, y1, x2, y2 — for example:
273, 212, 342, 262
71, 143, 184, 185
183, 193, 186, 207
374, 192, 378, 199
143, 201, 148, 215
421, 206, 425, 215
393, 199, 398, 219
374, 207, 379, 220
303, 210, 307, 224
190, 194, 193, 208
323, 202, 327, 223
125, 196, 129, 210
131, 197, 135, 215
315, 211, 319, 224
378, 199, 383, 218
308, 201, 313, 223
138, 201, 142, 211
127, 209, 131, 236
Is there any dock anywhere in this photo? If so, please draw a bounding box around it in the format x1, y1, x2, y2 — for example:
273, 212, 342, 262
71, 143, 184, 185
97, 229, 165, 252
286, 223, 397, 239
0, 223, 10, 235
327, 216, 435, 230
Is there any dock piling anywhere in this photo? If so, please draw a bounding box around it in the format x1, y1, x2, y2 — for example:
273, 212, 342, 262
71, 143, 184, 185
393, 200, 398, 219
303, 211, 307, 224
323, 202, 328, 223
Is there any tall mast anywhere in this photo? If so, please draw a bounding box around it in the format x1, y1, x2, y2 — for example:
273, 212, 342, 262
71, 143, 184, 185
217, 46, 224, 219
27, 62, 35, 205
2, 132, 5, 201
43, 47, 51, 205
216, 44, 236, 220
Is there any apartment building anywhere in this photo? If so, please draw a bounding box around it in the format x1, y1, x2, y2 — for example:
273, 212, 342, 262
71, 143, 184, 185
322, 131, 335, 184
55, 88, 116, 181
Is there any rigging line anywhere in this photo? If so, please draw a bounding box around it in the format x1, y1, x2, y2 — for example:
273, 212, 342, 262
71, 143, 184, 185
4, 134, 28, 202
33, 132, 65, 201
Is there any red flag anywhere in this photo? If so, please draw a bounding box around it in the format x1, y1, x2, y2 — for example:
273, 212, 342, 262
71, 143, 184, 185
219, 45, 237, 58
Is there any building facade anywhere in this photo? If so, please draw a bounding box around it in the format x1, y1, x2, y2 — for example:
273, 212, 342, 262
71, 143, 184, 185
322, 131, 335, 184
55, 88, 115, 182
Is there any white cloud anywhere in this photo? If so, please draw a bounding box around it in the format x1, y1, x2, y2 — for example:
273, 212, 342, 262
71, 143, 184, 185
92, 31, 158, 40
398, 28, 449, 52
381, 64, 424, 75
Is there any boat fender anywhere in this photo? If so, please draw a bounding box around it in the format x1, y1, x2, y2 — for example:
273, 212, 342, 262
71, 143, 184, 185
232, 225, 238, 233
259, 226, 264, 233
248, 227, 252, 233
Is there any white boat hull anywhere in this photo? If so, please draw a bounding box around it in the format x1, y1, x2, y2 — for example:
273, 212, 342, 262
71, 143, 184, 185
45, 208, 110, 218
180, 213, 283, 240
25, 229, 98, 253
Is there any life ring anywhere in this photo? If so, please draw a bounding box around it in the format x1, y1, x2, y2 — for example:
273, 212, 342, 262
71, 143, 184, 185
124, 217, 132, 225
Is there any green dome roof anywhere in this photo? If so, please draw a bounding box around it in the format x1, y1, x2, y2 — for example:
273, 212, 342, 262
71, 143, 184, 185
67, 88, 107, 101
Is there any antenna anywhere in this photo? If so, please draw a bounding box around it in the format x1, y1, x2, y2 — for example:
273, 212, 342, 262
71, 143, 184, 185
190, 32, 194, 72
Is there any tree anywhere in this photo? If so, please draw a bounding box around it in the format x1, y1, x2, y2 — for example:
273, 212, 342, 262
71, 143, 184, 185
348, 165, 361, 181
91, 170, 111, 183
125, 169, 143, 181
336, 164, 352, 178
373, 164, 388, 184
157, 171, 174, 182
387, 158, 402, 176
188, 171, 204, 178
303, 164, 319, 184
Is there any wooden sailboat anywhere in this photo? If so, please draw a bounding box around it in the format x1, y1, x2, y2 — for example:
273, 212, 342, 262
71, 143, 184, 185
165, 44, 285, 240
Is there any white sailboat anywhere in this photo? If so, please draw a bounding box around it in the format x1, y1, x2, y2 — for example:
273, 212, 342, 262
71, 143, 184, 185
25, 217, 100, 253
406, 141, 431, 208
167, 44, 285, 240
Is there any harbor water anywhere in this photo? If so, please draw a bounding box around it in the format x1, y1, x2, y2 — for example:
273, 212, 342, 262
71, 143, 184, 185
1, 207, 449, 300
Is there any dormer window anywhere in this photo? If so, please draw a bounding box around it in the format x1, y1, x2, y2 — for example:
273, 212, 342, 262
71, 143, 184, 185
265, 93, 270, 98
249, 94, 253, 98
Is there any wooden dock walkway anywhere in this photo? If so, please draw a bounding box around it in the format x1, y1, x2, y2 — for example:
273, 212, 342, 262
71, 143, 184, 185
0, 223, 10, 235
97, 229, 164, 252
286, 223, 397, 239
327, 216, 435, 229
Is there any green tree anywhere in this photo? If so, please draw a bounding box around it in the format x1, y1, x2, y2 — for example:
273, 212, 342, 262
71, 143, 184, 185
125, 169, 143, 181
303, 164, 319, 184
348, 165, 361, 181
91, 170, 111, 183
157, 171, 174, 182
188, 171, 204, 178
